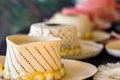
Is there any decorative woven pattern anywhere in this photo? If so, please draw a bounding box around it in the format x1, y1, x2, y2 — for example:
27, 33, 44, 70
49, 13, 94, 39
4, 35, 64, 80
28, 23, 78, 48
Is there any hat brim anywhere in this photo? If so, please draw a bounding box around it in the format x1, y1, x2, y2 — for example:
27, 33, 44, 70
62, 40, 103, 60
93, 30, 110, 42
0, 56, 97, 80
62, 59, 97, 80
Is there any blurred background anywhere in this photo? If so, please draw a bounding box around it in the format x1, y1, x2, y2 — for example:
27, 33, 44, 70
0, 0, 120, 44
0, 0, 76, 44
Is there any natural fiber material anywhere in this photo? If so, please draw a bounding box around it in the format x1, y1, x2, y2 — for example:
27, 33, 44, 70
94, 62, 120, 80
4, 35, 64, 80
62, 40, 103, 60
0, 56, 97, 80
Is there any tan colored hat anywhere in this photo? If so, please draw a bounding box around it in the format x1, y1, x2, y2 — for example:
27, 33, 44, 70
49, 13, 94, 39
0, 56, 97, 80
28, 22, 81, 56
4, 34, 65, 80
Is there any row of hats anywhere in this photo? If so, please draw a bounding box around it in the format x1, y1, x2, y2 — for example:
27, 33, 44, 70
28, 21, 103, 60
3, 19, 102, 80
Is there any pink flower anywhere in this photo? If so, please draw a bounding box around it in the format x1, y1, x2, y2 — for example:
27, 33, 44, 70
75, 0, 117, 21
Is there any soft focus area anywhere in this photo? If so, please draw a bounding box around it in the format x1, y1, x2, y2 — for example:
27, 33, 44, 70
1, 1, 120, 80
0, 0, 120, 54
0, 0, 74, 43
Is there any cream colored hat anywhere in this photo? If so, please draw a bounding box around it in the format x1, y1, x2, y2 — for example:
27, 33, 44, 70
28, 23, 103, 60
28, 22, 81, 56
28, 23, 78, 48
48, 13, 94, 39
0, 56, 97, 80
4, 35, 65, 80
